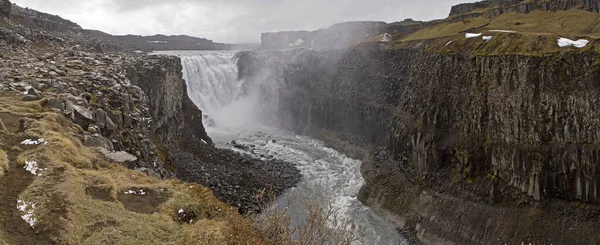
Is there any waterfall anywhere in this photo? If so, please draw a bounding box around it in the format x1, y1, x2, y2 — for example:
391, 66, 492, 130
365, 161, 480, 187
172, 51, 274, 130
152, 50, 406, 245
180, 51, 241, 118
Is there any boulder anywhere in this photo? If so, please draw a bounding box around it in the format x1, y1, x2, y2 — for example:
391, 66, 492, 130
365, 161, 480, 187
98, 148, 138, 168
84, 134, 114, 151
46, 97, 65, 111
93, 109, 108, 128
67, 102, 93, 129
22, 95, 38, 101
27, 87, 39, 96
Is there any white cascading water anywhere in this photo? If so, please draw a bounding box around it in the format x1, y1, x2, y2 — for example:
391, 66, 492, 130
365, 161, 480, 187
153, 50, 406, 245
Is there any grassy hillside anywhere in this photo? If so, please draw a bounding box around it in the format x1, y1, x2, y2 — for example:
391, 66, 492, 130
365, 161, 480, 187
0, 92, 264, 245
388, 9, 600, 55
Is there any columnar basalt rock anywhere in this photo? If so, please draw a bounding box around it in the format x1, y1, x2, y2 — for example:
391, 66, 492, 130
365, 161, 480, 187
242, 43, 600, 243
450, 0, 600, 18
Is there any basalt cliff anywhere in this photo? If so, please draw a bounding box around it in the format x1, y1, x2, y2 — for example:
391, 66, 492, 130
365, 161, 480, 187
241, 0, 600, 244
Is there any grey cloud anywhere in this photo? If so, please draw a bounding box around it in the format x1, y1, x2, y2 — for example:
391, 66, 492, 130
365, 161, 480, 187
12, 0, 475, 43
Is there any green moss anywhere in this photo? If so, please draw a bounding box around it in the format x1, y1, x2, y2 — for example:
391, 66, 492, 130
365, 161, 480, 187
90, 94, 98, 104
152, 137, 174, 172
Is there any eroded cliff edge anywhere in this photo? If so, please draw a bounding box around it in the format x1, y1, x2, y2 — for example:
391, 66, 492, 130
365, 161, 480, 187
241, 42, 600, 244
125, 55, 300, 214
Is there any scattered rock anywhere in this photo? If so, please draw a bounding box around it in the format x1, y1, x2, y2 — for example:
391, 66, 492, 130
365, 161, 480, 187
99, 148, 138, 166
84, 134, 114, 151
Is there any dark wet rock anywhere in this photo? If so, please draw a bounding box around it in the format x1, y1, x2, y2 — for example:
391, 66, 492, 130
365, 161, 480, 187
202, 114, 216, 127
172, 137, 301, 214
22, 94, 38, 101
26, 87, 39, 96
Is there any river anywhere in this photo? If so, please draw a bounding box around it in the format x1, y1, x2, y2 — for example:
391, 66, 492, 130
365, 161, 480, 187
154, 50, 406, 245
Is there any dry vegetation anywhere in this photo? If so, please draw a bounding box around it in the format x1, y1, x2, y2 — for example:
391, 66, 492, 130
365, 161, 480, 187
253, 192, 365, 245
0, 92, 266, 245
0, 91, 366, 245
388, 9, 600, 55
0, 149, 7, 177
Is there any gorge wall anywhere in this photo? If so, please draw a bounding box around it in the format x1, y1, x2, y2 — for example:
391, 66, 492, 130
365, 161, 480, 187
450, 0, 600, 18
241, 43, 600, 244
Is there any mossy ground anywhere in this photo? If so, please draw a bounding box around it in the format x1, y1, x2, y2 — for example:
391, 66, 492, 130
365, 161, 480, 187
0, 92, 266, 245
387, 9, 600, 55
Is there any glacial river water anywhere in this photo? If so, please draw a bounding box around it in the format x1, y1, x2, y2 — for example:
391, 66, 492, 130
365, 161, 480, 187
154, 50, 406, 245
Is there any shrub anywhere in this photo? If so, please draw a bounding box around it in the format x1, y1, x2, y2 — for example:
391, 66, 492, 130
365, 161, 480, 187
254, 190, 366, 245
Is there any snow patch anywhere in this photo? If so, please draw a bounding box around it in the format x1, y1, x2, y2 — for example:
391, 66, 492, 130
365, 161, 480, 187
148, 41, 167, 44
21, 138, 46, 145
557, 37, 589, 48
483, 36, 493, 41
17, 199, 37, 227
24, 160, 46, 176
445, 41, 453, 46
178, 208, 184, 214
489, 30, 517, 33
465, 33, 482, 38
123, 189, 147, 195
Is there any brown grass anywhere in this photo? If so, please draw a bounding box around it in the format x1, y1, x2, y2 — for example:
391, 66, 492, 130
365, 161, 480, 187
0, 92, 267, 244
0, 150, 6, 177
391, 9, 600, 55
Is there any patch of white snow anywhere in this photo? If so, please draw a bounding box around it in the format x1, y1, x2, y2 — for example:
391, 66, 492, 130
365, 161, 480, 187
465, 33, 482, 38
17, 199, 37, 227
557, 37, 589, 48
178, 209, 184, 214
21, 138, 46, 145
482, 36, 493, 41
445, 41, 453, 46
123, 189, 147, 195
24, 160, 45, 176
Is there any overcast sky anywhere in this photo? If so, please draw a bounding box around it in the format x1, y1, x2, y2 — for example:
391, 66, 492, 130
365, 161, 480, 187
12, 0, 474, 43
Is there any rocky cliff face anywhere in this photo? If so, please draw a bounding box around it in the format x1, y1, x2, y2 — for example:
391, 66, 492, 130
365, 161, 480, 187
261, 21, 423, 50
450, 0, 600, 18
0, 0, 11, 19
125, 55, 213, 146
241, 43, 600, 243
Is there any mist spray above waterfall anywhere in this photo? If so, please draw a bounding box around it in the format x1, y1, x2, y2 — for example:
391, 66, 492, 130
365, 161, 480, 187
177, 51, 282, 130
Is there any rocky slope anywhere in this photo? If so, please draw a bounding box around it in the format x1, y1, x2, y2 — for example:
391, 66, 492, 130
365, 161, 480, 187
0, 1, 301, 243
7, 3, 230, 52
241, 0, 600, 244
451, 0, 600, 18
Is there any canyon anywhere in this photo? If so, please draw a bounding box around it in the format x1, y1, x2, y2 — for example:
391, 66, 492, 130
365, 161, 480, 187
1, 0, 600, 244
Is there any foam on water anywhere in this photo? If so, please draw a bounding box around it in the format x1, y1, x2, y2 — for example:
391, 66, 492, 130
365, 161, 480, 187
155, 50, 406, 244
